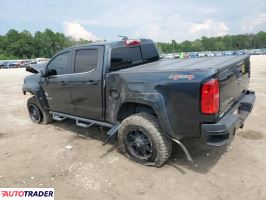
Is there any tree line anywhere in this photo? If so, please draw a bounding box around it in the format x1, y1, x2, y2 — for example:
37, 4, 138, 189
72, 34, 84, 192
157, 31, 266, 54
0, 29, 266, 59
0, 29, 91, 60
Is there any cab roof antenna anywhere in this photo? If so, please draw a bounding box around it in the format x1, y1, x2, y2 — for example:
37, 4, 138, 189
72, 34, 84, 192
118, 35, 128, 40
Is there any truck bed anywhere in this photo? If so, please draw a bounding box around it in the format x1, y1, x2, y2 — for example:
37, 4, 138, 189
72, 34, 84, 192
110, 54, 251, 130
116, 55, 249, 73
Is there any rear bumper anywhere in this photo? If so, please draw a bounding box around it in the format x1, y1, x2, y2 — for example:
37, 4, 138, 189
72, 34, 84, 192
201, 90, 256, 147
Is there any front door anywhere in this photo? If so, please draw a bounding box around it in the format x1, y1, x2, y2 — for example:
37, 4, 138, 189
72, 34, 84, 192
41, 51, 74, 114
69, 47, 104, 120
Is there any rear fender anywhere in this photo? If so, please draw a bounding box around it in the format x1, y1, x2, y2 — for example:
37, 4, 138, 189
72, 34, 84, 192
120, 93, 177, 139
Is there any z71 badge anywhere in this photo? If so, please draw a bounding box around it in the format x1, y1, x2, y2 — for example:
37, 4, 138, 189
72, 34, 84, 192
169, 74, 194, 80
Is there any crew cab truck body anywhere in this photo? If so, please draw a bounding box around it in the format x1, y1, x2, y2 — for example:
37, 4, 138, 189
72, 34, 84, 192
23, 39, 255, 167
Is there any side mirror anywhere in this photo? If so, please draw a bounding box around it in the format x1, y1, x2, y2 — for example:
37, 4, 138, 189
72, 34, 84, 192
26, 66, 39, 74
47, 68, 57, 76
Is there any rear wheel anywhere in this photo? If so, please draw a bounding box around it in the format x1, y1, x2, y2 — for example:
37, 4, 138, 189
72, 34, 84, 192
27, 96, 53, 124
118, 113, 172, 167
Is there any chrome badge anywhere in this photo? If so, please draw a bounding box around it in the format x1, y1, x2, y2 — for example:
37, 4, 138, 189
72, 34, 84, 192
169, 74, 194, 80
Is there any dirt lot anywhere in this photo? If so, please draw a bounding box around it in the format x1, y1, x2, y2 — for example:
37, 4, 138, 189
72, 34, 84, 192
0, 56, 265, 200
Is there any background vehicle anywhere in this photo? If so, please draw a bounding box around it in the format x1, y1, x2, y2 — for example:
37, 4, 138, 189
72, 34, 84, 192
0, 61, 9, 68
4, 61, 14, 68
35, 58, 49, 64
189, 52, 198, 58
165, 54, 174, 59
10, 61, 20, 68
252, 49, 263, 55
173, 53, 180, 59
29, 60, 37, 66
23, 38, 255, 167
198, 52, 205, 57
206, 51, 214, 57
234, 50, 245, 55
214, 51, 223, 56
224, 51, 234, 56
20, 60, 30, 68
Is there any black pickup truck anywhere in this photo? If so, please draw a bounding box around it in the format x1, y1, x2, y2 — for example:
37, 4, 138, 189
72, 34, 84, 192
23, 39, 255, 167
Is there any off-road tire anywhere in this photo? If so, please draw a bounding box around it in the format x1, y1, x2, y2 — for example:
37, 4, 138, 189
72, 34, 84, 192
27, 96, 53, 124
118, 113, 172, 167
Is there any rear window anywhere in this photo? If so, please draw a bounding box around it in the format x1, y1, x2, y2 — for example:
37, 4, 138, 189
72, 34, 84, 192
111, 47, 142, 70
74, 49, 98, 73
110, 43, 159, 71
141, 43, 159, 61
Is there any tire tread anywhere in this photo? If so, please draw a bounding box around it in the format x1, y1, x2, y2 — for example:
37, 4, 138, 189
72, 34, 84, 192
118, 112, 172, 167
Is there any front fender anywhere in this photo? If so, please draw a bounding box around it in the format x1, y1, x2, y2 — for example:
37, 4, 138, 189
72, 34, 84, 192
22, 75, 49, 111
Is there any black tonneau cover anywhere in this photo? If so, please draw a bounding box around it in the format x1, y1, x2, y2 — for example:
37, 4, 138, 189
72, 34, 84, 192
116, 55, 249, 73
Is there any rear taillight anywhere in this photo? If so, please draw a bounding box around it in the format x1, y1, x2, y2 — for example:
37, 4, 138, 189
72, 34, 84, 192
125, 39, 141, 46
201, 79, 220, 114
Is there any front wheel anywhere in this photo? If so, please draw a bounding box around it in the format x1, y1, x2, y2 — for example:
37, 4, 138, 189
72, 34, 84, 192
27, 96, 54, 124
28, 102, 42, 123
118, 113, 172, 167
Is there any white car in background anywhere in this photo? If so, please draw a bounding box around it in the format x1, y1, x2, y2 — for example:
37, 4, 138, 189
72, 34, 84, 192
206, 51, 215, 57
214, 51, 223, 56
35, 58, 49, 64
224, 51, 234, 56
198, 52, 205, 57
165, 54, 174, 59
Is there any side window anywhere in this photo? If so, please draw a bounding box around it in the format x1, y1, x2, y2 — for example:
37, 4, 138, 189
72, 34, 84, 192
47, 52, 70, 75
74, 49, 98, 73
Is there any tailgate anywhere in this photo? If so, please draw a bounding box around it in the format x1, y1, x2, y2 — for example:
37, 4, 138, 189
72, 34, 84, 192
218, 55, 250, 116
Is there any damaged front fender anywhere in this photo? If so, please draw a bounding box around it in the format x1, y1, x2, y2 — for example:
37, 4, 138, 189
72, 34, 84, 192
23, 74, 49, 111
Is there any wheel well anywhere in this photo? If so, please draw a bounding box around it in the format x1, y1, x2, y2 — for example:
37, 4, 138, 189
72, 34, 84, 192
23, 90, 33, 95
117, 103, 157, 121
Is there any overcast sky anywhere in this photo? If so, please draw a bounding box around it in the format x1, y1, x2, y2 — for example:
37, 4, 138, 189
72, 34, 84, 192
0, 0, 266, 42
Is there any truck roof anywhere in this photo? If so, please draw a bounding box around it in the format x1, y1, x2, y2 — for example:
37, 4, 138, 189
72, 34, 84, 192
60, 38, 160, 71
63, 38, 155, 51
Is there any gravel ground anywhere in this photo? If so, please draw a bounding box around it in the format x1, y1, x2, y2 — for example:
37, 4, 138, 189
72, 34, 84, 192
0, 55, 265, 200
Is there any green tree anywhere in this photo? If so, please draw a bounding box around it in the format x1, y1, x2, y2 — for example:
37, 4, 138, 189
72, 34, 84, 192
0, 29, 266, 59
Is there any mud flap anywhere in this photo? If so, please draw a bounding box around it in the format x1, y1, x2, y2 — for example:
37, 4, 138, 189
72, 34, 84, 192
171, 139, 193, 163
103, 123, 121, 145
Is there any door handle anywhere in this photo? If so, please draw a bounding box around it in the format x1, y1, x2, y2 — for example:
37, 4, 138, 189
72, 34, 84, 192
87, 80, 98, 85
61, 81, 68, 85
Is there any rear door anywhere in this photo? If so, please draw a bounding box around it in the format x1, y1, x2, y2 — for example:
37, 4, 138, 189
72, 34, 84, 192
41, 51, 74, 114
69, 46, 104, 120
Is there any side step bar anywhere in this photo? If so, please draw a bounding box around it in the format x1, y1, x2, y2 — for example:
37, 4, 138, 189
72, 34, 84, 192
76, 121, 94, 128
50, 111, 119, 144
52, 113, 66, 121
52, 113, 95, 128
50, 111, 113, 128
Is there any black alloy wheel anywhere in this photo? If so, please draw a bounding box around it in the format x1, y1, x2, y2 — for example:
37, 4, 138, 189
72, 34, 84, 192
126, 128, 153, 160
28, 104, 42, 123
